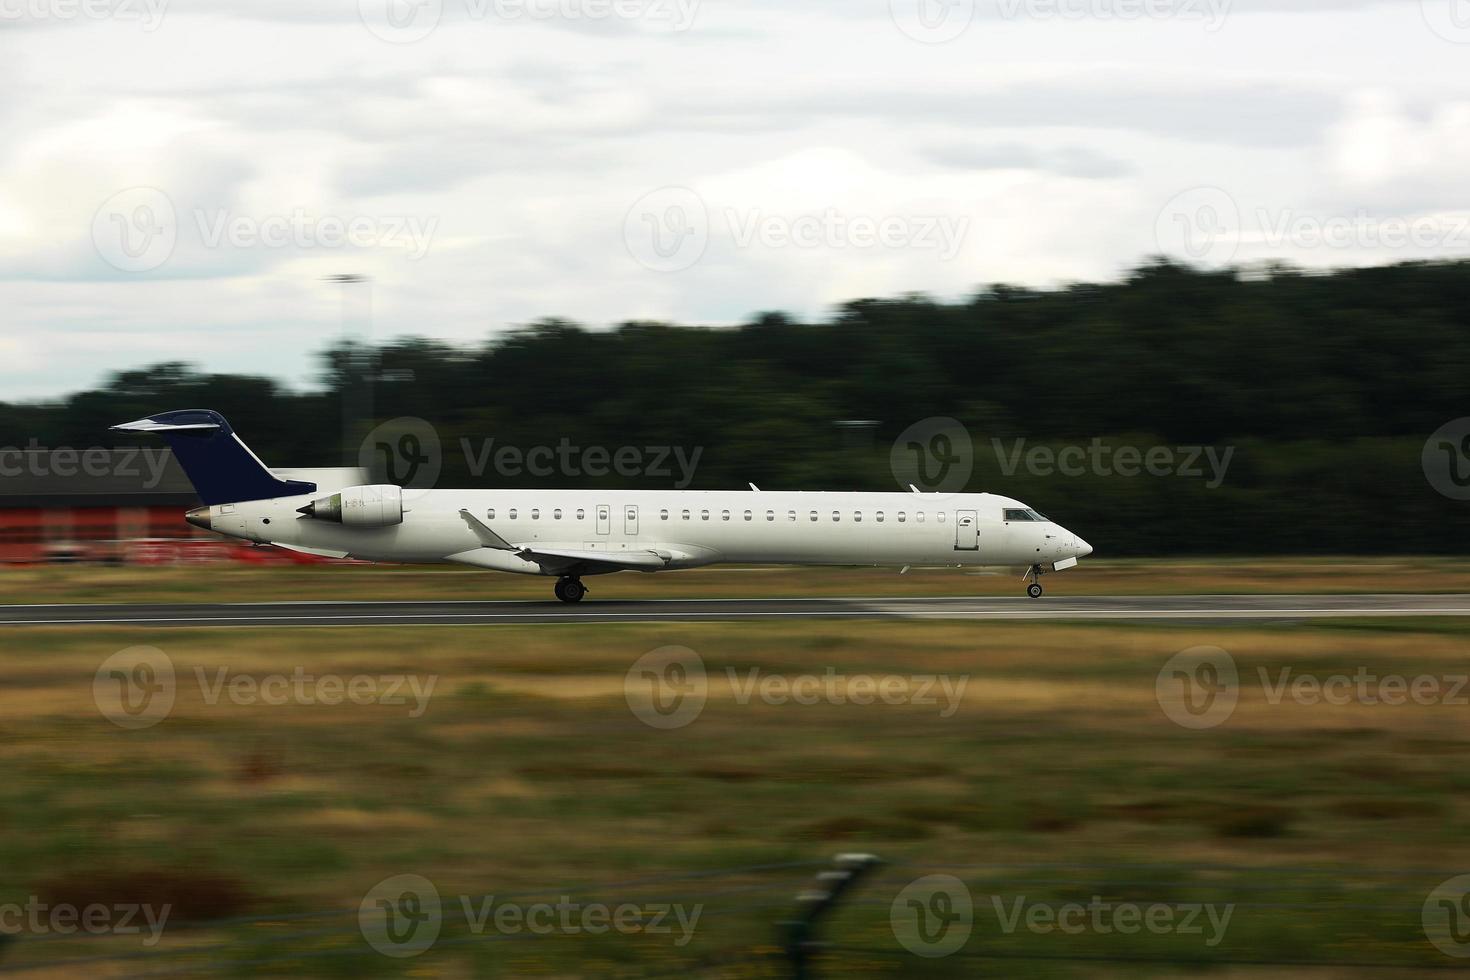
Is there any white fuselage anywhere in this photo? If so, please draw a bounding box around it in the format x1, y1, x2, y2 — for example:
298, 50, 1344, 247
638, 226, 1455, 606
204, 488, 1092, 576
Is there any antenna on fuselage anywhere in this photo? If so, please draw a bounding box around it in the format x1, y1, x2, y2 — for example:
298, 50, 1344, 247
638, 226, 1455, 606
749, 483, 760, 492
909, 485, 922, 494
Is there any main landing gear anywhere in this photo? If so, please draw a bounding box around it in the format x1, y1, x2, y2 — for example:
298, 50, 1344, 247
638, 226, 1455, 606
1024, 564, 1045, 599
554, 577, 587, 604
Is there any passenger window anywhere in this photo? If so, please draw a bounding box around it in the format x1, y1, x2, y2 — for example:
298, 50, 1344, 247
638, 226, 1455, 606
682, 509, 691, 520
744, 511, 753, 521
509, 508, 518, 519
554, 509, 563, 520
917, 512, 925, 523
701, 510, 710, 521
832, 511, 841, 521
810, 511, 818, 522
531, 509, 540, 520
722, 510, 731, 521
660, 509, 668, 520
788, 510, 797, 522
898, 512, 906, 523
938, 512, 946, 523
766, 510, 775, 522
487, 509, 495, 520
577, 509, 585, 520
876, 511, 885, 523
854, 511, 863, 522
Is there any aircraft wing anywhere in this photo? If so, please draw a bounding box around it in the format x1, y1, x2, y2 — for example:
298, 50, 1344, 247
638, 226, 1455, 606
520, 547, 668, 569
454, 510, 669, 571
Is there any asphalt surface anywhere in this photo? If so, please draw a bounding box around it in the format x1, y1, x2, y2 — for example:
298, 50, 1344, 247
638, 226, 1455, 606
2, 594, 1468, 627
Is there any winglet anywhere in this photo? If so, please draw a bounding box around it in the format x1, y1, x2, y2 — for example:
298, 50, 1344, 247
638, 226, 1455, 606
459, 509, 516, 551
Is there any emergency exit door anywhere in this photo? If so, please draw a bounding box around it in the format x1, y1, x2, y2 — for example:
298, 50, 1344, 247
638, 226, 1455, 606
596, 505, 610, 535
624, 505, 639, 536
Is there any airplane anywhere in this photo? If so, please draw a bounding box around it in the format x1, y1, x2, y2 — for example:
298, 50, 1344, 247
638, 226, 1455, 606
113, 409, 1094, 603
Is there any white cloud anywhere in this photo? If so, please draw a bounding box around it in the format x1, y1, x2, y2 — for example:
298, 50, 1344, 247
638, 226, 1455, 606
2, 0, 1469, 398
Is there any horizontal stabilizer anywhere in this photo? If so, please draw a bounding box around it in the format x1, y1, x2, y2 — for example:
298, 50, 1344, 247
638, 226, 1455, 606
272, 542, 353, 560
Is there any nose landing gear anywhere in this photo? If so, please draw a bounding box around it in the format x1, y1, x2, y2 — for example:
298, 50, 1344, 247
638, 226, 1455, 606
1024, 564, 1045, 599
554, 577, 586, 604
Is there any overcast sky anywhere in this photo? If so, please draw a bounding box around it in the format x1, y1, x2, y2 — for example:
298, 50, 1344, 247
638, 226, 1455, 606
2, 0, 1468, 399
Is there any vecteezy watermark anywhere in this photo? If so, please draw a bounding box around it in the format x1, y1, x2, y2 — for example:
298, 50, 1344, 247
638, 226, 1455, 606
0, 443, 172, 487
194, 209, 437, 260
357, 0, 700, 44
890, 874, 1234, 959
891, 875, 973, 957
624, 188, 971, 273
92, 187, 177, 273
890, 419, 1234, 493
625, 646, 709, 730
0, 0, 167, 30
94, 646, 177, 731
462, 438, 703, 489
91, 191, 439, 273
0, 898, 171, 947
1424, 874, 1470, 958
360, 417, 444, 491
1156, 186, 1470, 267
725, 209, 970, 262
1257, 668, 1470, 708
992, 438, 1235, 489
358, 874, 701, 958
1157, 646, 1470, 731
624, 187, 708, 273
95, 647, 438, 730
1421, 0, 1470, 44
1156, 646, 1239, 730
360, 875, 442, 958
359, 417, 704, 490
1423, 418, 1470, 500
890, 417, 974, 496
727, 668, 969, 718
997, 0, 1230, 30
987, 894, 1233, 947
889, 0, 976, 44
624, 647, 969, 730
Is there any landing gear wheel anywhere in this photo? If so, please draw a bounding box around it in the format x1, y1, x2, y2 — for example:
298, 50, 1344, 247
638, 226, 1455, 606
1023, 563, 1046, 598
555, 577, 586, 604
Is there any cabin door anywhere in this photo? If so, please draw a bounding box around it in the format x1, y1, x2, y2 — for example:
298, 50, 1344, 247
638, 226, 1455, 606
955, 510, 979, 551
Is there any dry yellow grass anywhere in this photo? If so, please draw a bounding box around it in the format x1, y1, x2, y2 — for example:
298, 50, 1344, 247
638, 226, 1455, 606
4, 555, 1470, 605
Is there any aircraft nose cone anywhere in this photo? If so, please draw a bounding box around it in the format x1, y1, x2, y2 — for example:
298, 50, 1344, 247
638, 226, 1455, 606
185, 506, 212, 531
1075, 536, 1093, 558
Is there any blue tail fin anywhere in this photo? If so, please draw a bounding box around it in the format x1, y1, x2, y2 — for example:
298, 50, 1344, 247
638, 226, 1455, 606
111, 409, 317, 506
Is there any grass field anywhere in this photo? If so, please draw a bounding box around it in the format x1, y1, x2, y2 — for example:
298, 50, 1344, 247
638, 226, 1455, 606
3, 606, 1469, 975
3, 555, 1470, 605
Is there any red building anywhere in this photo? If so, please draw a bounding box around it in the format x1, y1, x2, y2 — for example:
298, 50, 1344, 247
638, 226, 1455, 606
0, 449, 324, 565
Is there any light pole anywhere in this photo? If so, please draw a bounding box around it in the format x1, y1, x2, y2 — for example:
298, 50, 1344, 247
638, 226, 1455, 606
323, 273, 373, 467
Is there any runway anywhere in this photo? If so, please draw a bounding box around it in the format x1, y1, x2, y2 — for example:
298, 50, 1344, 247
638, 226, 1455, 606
2, 594, 1469, 628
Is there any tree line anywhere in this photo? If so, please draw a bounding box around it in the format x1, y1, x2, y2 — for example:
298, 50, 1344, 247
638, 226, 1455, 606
5, 258, 1468, 555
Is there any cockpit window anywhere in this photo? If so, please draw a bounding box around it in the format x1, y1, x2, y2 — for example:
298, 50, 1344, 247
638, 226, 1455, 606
1003, 509, 1034, 522
1027, 509, 1049, 522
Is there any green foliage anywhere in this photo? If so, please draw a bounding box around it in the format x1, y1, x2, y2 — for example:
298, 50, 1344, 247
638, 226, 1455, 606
7, 260, 1469, 555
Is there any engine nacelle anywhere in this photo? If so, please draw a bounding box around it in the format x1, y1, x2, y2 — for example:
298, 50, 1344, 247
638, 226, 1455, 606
297, 485, 404, 527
